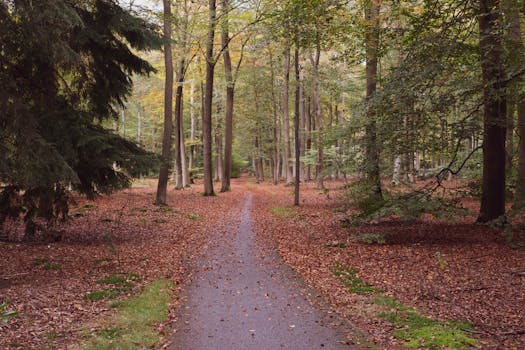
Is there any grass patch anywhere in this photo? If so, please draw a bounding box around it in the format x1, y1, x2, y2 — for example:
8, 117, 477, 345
333, 265, 376, 294
270, 206, 297, 218
186, 213, 202, 221
82, 279, 173, 350
33, 258, 50, 266
44, 262, 61, 270
33, 258, 61, 270
152, 218, 167, 223
84, 289, 120, 301
326, 241, 347, 248
355, 232, 389, 245
372, 296, 477, 349
100, 218, 113, 223
97, 273, 141, 286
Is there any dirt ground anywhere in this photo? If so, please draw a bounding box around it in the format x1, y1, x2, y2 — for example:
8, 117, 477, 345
1, 177, 524, 349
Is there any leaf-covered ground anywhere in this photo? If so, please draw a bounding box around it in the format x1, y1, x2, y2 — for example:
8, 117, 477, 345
1, 177, 524, 349
0, 179, 244, 349
250, 179, 525, 349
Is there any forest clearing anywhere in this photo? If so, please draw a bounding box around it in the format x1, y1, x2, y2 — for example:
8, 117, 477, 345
3, 0, 525, 348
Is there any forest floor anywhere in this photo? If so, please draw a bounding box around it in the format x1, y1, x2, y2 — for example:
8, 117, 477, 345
1, 177, 524, 349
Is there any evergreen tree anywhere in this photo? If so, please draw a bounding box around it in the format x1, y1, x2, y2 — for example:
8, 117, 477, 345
0, 0, 161, 238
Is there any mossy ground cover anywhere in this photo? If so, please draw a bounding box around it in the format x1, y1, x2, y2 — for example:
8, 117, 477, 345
334, 267, 477, 349
83, 279, 173, 350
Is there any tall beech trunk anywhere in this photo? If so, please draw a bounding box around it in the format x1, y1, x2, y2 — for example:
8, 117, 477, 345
202, 0, 217, 196
294, 47, 301, 206
299, 76, 305, 181
221, 0, 234, 192
364, 0, 383, 200
174, 63, 184, 190
269, 49, 280, 185
311, 41, 324, 189
189, 80, 195, 172
477, 0, 507, 222
283, 47, 293, 184
516, 98, 525, 207
156, 0, 174, 205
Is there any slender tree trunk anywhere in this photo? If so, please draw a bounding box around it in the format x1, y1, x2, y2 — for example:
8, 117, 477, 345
156, 0, 174, 205
174, 65, 184, 190
189, 80, 195, 171
516, 98, 525, 207
306, 96, 312, 181
364, 0, 383, 200
283, 47, 293, 184
202, 0, 217, 196
221, 0, 234, 192
180, 97, 190, 187
299, 76, 305, 181
311, 42, 324, 189
294, 47, 301, 206
477, 0, 507, 222
269, 49, 280, 185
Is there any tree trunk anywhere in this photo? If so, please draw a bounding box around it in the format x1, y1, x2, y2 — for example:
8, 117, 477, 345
283, 47, 293, 184
189, 80, 195, 171
306, 96, 312, 181
364, 0, 383, 200
311, 42, 324, 189
221, 0, 234, 192
477, 0, 507, 222
505, 0, 525, 208
156, 0, 174, 205
294, 47, 301, 206
174, 65, 184, 190
299, 76, 305, 181
202, 0, 217, 196
269, 49, 280, 185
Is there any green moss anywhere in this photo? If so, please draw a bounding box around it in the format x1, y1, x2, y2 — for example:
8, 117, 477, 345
187, 213, 202, 221
97, 273, 141, 286
333, 266, 376, 294
83, 279, 173, 350
270, 206, 297, 218
43, 262, 61, 270
84, 289, 120, 301
375, 296, 477, 349
33, 258, 50, 266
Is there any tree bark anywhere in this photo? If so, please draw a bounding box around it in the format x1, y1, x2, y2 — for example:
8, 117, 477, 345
364, 0, 383, 200
311, 41, 324, 189
202, 0, 217, 196
477, 0, 507, 222
156, 0, 174, 205
294, 47, 301, 206
283, 47, 293, 184
174, 64, 184, 190
221, 0, 234, 192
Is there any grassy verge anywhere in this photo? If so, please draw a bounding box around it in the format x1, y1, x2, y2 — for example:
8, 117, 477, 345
82, 279, 173, 350
270, 206, 297, 218
333, 266, 477, 349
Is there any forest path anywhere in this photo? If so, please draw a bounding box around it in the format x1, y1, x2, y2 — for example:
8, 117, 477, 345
169, 189, 354, 350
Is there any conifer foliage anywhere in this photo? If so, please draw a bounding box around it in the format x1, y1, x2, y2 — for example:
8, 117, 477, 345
0, 0, 161, 239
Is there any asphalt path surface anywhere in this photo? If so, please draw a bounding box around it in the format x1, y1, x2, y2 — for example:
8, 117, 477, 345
170, 192, 355, 350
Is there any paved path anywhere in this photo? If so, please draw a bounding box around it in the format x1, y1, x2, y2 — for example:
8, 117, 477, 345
170, 193, 354, 350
